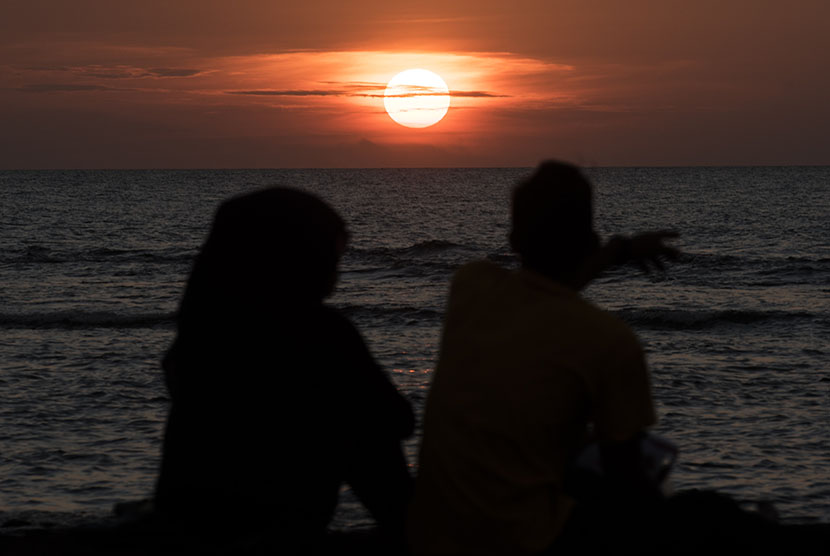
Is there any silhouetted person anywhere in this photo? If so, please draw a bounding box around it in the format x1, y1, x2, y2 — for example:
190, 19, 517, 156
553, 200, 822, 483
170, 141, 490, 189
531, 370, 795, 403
154, 188, 414, 553
407, 161, 679, 556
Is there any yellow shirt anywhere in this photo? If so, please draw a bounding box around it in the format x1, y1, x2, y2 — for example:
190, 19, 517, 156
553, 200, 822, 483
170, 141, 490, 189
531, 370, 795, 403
408, 261, 656, 556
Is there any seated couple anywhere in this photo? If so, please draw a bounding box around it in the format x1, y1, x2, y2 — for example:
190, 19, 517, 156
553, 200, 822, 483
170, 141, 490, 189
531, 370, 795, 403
152, 162, 681, 555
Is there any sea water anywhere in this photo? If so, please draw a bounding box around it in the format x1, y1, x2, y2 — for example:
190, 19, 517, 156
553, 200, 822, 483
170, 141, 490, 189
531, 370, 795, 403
1, 167, 828, 531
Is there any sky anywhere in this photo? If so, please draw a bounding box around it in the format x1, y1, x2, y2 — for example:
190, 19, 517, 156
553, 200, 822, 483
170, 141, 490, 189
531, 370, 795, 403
2, 0, 829, 168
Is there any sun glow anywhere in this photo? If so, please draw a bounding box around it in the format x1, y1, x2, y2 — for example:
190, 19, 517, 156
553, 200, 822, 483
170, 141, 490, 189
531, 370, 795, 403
383, 69, 451, 128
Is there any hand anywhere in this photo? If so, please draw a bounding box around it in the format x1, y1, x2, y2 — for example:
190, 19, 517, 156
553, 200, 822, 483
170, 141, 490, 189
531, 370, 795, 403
609, 231, 680, 274
573, 231, 681, 291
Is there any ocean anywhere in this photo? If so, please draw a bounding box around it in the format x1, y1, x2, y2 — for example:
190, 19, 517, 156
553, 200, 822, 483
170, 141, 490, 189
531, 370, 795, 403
1, 167, 828, 532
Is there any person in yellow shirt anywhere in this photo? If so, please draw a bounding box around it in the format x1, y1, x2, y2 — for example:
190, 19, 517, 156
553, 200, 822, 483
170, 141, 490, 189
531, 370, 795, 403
407, 161, 679, 556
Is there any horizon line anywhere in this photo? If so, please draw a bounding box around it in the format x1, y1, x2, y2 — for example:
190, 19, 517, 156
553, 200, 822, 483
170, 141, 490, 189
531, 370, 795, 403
2, 164, 829, 171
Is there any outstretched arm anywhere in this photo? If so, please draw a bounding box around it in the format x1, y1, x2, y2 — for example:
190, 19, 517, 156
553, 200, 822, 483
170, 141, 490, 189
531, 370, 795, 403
573, 230, 680, 290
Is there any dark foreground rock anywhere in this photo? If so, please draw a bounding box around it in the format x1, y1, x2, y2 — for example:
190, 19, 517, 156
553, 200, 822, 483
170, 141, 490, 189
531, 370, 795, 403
0, 526, 397, 556
2, 492, 828, 556
2, 522, 828, 556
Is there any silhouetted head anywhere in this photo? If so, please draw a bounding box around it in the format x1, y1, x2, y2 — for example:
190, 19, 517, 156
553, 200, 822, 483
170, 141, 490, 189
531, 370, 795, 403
178, 187, 348, 326
163, 187, 347, 387
510, 161, 599, 279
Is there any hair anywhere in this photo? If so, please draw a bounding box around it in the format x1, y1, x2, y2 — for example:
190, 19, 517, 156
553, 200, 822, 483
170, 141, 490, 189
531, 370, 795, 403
165, 187, 348, 376
509, 161, 599, 276
190, 187, 347, 307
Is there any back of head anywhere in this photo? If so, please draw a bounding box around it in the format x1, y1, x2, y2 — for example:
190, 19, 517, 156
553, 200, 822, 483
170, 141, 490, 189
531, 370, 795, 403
509, 161, 599, 277
197, 187, 346, 304
173, 187, 347, 350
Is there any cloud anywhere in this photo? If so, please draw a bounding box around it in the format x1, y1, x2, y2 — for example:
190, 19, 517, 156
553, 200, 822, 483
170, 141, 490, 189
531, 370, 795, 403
342, 81, 507, 98
226, 83, 506, 99
18, 83, 128, 93
19, 64, 203, 79
84, 66, 203, 79
78, 67, 141, 79
450, 90, 507, 98
20, 65, 73, 72
227, 89, 344, 97
145, 67, 203, 78
379, 87, 507, 99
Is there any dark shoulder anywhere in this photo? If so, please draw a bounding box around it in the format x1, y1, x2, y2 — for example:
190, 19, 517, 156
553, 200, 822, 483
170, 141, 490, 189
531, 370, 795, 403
316, 303, 353, 326
580, 299, 643, 348
309, 304, 362, 339
451, 260, 509, 291
312, 304, 376, 359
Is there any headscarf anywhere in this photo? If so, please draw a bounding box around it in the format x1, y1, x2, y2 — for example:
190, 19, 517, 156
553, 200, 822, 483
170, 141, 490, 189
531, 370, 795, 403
163, 187, 347, 393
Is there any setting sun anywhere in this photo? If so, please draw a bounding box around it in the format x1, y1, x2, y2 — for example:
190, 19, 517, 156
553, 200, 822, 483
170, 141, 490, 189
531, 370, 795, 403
383, 69, 451, 129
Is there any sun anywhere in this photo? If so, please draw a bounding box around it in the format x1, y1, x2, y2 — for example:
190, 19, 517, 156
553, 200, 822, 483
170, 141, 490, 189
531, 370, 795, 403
384, 69, 451, 128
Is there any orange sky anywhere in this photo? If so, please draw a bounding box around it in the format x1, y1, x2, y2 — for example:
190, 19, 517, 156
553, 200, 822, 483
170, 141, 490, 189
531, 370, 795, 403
2, 1, 828, 168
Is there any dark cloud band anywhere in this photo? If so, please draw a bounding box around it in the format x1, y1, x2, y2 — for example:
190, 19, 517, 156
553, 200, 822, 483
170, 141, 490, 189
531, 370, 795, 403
227, 88, 506, 98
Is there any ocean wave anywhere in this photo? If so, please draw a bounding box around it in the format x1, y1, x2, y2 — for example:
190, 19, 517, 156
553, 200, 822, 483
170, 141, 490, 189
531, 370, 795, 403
682, 252, 830, 270
615, 307, 820, 330
0, 305, 444, 330
0, 311, 175, 330
485, 251, 520, 267
753, 258, 830, 279
347, 239, 468, 260
341, 240, 477, 279
400, 239, 465, 254
625, 252, 830, 288
342, 244, 518, 280
1, 246, 193, 265
338, 304, 443, 325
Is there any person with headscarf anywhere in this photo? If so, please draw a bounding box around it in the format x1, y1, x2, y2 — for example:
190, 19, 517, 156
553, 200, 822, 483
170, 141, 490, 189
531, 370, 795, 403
154, 187, 414, 552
